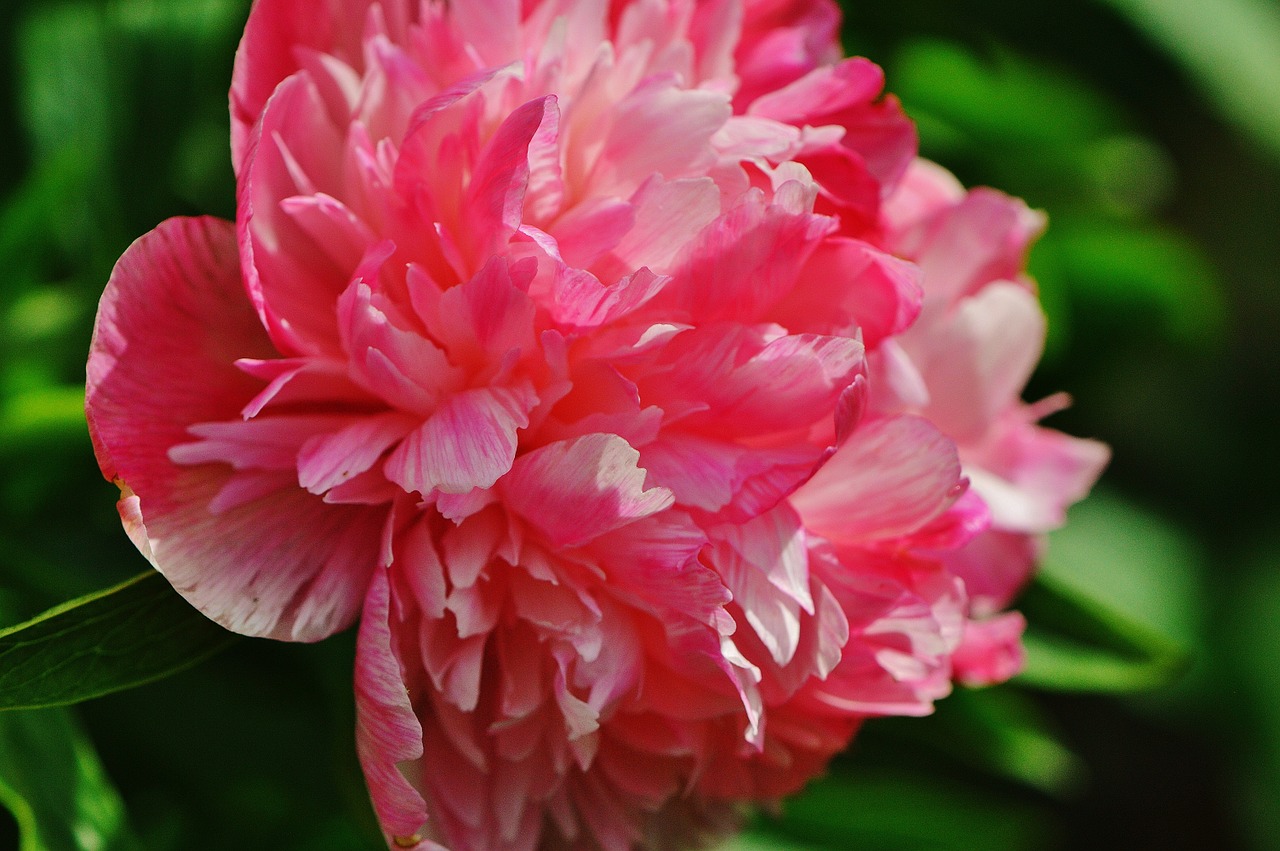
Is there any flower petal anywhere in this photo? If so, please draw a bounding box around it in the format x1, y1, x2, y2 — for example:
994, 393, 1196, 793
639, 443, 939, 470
791, 415, 965, 543
385, 383, 538, 496
355, 568, 436, 848
87, 217, 385, 641
503, 434, 674, 548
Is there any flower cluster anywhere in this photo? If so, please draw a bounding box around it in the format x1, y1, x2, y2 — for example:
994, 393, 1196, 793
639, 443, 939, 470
86, 1, 1108, 848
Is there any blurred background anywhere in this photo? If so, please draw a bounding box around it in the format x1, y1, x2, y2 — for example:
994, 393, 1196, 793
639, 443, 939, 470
0, 0, 1276, 848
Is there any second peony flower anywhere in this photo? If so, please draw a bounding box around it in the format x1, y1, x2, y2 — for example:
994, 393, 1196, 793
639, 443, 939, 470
85, 0, 1109, 848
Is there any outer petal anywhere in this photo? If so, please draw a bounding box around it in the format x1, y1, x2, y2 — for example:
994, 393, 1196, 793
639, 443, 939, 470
87, 217, 385, 641
910, 283, 1047, 444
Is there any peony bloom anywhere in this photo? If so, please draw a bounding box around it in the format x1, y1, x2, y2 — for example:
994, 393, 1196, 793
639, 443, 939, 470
85, 0, 1108, 848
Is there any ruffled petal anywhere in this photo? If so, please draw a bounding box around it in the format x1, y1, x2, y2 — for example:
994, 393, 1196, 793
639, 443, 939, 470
385, 383, 539, 496
503, 434, 674, 548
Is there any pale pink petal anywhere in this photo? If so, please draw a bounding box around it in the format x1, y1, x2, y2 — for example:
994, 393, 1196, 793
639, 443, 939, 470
590, 77, 732, 197
448, 0, 520, 65
910, 188, 1046, 306
909, 283, 1047, 443
297, 412, 418, 495
966, 413, 1112, 533
385, 383, 538, 496
548, 196, 637, 269
710, 505, 811, 666
502, 433, 674, 548
791, 415, 965, 543
600, 176, 722, 278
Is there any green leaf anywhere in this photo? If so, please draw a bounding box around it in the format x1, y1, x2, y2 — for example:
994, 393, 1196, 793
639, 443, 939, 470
1016, 572, 1190, 694
1039, 491, 1206, 646
892, 40, 1119, 150
0, 572, 241, 711
752, 771, 1055, 850
1013, 493, 1203, 694
17, 4, 117, 168
1096, 0, 1280, 162
0, 707, 140, 851
0, 387, 88, 457
1048, 221, 1226, 348
882, 687, 1085, 796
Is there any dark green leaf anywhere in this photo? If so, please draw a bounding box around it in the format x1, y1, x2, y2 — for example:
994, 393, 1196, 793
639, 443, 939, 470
752, 771, 1055, 850
883, 687, 1085, 796
0, 572, 241, 711
0, 706, 140, 851
1050, 221, 1227, 347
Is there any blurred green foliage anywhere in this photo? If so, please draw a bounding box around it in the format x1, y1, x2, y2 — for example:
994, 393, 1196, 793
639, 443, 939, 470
0, 0, 1276, 849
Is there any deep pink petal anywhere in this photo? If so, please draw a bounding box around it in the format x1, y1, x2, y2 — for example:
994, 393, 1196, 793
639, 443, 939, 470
231, 0, 389, 171
634, 324, 864, 438
87, 217, 385, 641
659, 189, 836, 323
777, 238, 922, 346
239, 72, 350, 355
952, 612, 1028, 687
462, 96, 559, 262
748, 58, 916, 190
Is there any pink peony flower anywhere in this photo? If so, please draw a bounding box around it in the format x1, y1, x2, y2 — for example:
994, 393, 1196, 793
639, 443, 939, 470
86, 1, 1107, 848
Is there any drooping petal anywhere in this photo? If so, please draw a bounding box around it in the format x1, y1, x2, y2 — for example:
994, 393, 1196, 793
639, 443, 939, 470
355, 568, 436, 849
